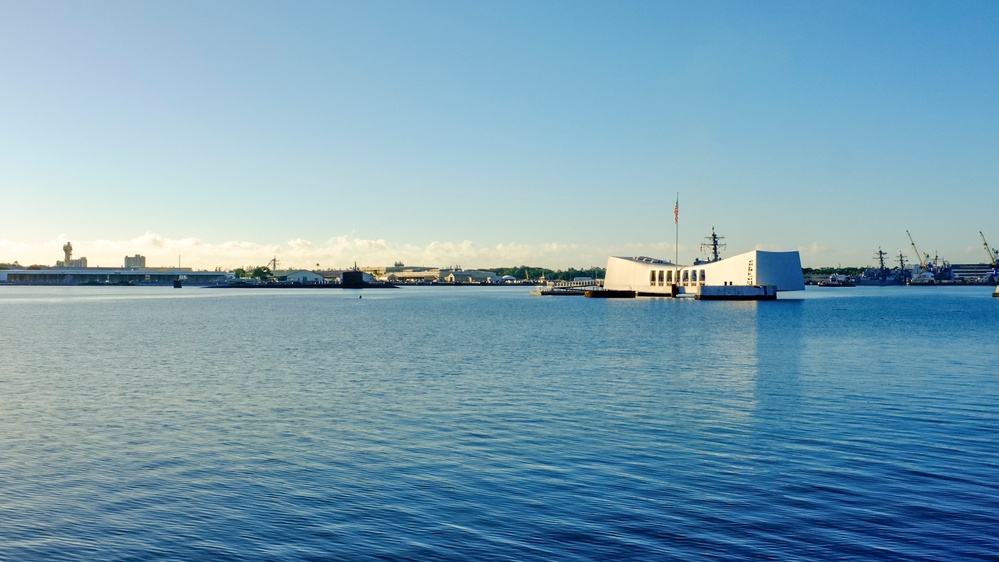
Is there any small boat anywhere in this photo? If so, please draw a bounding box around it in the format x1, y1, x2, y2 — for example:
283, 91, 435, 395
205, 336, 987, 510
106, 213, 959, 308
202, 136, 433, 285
992, 285, 999, 297
173, 279, 183, 288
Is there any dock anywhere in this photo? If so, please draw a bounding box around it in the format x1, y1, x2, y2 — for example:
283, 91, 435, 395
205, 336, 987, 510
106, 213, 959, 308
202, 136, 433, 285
530, 279, 603, 296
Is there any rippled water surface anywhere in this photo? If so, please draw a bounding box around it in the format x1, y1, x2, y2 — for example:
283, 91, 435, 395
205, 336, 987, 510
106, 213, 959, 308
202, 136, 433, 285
2, 285, 997, 560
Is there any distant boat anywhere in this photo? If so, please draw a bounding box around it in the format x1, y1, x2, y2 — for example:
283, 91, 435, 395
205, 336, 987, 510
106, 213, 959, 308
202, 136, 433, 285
816, 274, 856, 287
174, 278, 183, 288
856, 248, 903, 286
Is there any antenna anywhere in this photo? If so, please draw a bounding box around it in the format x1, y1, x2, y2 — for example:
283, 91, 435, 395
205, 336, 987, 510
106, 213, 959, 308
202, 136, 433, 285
700, 227, 726, 263
874, 247, 888, 271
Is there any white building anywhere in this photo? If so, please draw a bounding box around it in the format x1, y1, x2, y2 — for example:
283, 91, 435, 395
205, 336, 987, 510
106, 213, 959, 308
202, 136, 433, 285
603, 250, 804, 296
445, 270, 500, 284
283, 270, 325, 284
383, 268, 442, 283
124, 254, 146, 268
0, 267, 226, 285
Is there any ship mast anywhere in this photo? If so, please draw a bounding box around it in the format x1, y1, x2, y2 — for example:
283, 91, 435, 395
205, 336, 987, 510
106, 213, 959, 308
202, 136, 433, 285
700, 227, 726, 263
874, 247, 888, 273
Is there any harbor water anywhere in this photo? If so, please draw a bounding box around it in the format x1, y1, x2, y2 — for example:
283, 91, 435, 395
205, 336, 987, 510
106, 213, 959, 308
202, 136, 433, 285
1, 285, 997, 560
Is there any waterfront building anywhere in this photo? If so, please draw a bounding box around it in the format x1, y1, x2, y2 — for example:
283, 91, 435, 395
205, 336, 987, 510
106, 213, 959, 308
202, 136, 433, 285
280, 270, 325, 284
389, 270, 440, 283
0, 242, 229, 285
444, 270, 501, 284
315, 269, 378, 284
376, 264, 441, 283
56, 257, 88, 268
383, 268, 441, 283
603, 250, 805, 297
950, 263, 999, 283
0, 267, 229, 286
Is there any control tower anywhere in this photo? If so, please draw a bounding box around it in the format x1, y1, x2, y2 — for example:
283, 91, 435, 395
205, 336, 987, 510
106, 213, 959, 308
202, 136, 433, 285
57, 241, 88, 268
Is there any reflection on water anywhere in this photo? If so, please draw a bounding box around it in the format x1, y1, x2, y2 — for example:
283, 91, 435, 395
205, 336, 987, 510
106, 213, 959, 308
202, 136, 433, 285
753, 299, 804, 421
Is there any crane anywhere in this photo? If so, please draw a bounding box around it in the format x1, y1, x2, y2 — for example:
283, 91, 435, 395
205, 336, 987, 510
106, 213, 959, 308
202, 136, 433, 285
980, 231, 998, 267
906, 230, 928, 269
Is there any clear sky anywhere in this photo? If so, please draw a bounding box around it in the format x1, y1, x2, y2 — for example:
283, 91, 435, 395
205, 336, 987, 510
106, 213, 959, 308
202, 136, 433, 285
2, 1, 997, 270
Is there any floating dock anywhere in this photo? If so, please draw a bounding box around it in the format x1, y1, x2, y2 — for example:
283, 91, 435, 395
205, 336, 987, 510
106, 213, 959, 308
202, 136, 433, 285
695, 284, 777, 300
584, 289, 636, 298
531, 288, 585, 296
530, 279, 602, 296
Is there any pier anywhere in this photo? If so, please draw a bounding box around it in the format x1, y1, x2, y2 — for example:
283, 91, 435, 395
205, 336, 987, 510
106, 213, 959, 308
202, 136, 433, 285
530, 278, 603, 296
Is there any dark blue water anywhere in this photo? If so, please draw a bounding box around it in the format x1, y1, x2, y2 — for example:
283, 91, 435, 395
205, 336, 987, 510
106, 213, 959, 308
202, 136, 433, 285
2, 285, 997, 560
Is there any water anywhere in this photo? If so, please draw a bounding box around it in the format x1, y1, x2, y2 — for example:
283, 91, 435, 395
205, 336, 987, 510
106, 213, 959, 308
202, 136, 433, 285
1, 285, 997, 560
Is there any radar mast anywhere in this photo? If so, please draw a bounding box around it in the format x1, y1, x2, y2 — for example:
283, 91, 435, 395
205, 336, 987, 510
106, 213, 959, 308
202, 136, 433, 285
700, 227, 726, 263
873, 247, 888, 273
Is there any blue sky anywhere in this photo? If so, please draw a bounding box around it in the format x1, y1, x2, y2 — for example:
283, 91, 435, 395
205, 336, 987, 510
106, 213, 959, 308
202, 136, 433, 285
2, 1, 997, 270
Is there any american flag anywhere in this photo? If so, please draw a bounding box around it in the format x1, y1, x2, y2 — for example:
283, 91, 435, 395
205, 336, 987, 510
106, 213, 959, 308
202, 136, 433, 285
673, 197, 679, 224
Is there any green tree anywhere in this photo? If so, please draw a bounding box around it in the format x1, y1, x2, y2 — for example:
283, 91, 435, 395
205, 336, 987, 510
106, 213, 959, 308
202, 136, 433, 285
489, 265, 605, 281
803, 266, 864, 276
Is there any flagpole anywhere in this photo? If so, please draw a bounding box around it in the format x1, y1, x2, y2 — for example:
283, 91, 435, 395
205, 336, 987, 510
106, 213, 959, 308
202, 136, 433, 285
674, 193, 679, 289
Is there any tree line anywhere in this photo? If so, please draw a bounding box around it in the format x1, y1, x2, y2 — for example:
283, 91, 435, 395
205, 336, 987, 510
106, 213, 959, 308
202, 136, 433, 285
488, 266, 606, 281
801, 267, 866, 276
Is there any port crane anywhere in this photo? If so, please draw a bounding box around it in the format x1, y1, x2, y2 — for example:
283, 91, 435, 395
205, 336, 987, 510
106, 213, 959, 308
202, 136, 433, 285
980, 231, 998, 267
906, 230, 929, 269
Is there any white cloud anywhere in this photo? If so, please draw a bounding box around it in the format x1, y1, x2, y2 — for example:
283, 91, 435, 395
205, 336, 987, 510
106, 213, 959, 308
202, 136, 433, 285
2, 233, 704, 271
797, 242, 826, 257
0, 234, 598, 270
